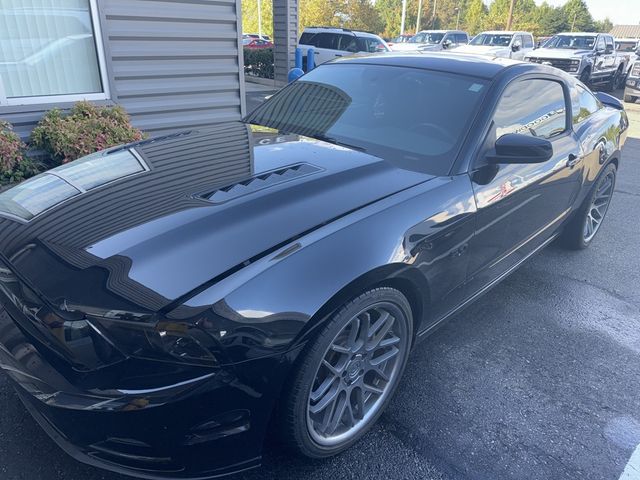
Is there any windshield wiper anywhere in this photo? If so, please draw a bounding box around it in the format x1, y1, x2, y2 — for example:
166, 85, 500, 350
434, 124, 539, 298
312, 135, 366, 152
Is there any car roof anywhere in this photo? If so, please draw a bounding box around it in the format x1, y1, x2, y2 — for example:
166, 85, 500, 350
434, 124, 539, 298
480, 31, 525, 35
330, 52, 524, 79
556, 32, 603, 36
302, 27, 380, 38
417, 29, 466, 34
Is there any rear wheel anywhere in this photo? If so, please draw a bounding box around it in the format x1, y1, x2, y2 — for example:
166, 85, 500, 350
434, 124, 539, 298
560, 163, 617, 250
280, 287, 413, 458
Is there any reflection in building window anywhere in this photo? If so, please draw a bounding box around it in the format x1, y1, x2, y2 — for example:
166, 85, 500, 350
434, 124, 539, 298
0, 149, 147, 221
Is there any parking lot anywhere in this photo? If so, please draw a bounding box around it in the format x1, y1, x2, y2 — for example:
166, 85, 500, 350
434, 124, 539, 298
1, 99, 639, 480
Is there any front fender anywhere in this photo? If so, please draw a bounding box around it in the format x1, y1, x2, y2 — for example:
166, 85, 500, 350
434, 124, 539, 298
173, 175, 477, 364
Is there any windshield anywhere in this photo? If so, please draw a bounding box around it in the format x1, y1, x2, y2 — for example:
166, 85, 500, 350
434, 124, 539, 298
409, 32, 444, 44
470, 33, 513, 46
245, 64, 488, 174
392, 35, 410, 43
545, 35, 596, 50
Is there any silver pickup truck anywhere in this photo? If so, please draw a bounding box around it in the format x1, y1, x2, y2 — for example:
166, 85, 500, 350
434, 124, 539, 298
525, 32, 629, 91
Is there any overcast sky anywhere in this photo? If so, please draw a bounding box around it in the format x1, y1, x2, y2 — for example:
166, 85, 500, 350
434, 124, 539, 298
481, 0, 639, 24
535, 0, 638, 24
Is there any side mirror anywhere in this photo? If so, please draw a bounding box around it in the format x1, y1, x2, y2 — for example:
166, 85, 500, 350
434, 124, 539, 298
442, 39, 453, 49
487, 134, 553, 164
594, 91, 624, 110
511, 42, 521, 52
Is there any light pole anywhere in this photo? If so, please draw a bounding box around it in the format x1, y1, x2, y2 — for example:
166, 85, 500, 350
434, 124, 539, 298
431, 0, 437, 29
506, 0, 516, 30
455, 6, 461, 30
257, 0, 262, 38
416, 0, 423, 33
400, 0, 408, 35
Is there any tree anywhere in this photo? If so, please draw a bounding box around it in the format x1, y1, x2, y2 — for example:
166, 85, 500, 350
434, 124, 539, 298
561, 0, 594, 32
593, 18, 613, 34
485, 0, 538, 32
242, 0, 274, 37
342, 0, 384, 32
299, 0, 343, 32
463, 0, 486, 35
535, 2, 566, 37
433, 0, 468, 30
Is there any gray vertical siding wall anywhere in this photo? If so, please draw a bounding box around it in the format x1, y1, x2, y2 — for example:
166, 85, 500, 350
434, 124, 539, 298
273, 0, 298, 85
0, 0, 246, 140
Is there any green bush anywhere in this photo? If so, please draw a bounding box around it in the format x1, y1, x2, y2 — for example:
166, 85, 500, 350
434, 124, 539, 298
31, 101, 145, 164
244, 47, 274, 79
0, 121, 40, 184
0, 120, 25, 173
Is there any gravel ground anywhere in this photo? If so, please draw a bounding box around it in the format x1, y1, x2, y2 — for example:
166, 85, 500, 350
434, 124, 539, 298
1, 94, 639, 480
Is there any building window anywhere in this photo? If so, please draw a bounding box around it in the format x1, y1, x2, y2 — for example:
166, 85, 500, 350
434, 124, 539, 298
0, 0, 109, 106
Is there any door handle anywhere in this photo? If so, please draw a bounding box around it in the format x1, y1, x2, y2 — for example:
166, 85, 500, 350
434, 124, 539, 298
567, 153, 580, 168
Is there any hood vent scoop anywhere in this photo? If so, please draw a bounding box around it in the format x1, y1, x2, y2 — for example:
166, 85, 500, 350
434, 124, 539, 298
202, 163, 322, 204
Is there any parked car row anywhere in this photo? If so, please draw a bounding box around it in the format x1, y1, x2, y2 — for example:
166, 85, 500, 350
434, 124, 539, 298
297, 27, 638, 98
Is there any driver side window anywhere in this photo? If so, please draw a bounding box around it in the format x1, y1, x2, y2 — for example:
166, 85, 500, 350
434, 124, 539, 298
493, 79, 567, 140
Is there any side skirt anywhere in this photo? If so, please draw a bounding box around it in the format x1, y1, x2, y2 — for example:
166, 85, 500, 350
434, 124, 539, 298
415, 231, 560, 341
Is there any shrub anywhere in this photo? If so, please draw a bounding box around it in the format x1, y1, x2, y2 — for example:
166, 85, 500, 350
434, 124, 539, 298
0, 121, 41, 185
244, 47, 274, 79
0, 156, 42, 185
31, 101, 145, 164
0, 120, 25, 173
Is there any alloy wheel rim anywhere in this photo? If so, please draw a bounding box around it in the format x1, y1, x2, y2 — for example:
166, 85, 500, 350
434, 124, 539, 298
584, 171, 614, 242
306, 302, 408, 446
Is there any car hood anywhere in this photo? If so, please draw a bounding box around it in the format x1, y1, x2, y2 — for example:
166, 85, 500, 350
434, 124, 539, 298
453, 44, 510, 57
526, 48, 592, 59
0, 123, 433, 312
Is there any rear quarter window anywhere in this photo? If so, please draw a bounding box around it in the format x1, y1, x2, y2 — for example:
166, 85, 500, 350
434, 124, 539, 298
572, 85, 601, 125
493, 79, 567, 139
523, 35, 534, 48
299, 32, 316, 46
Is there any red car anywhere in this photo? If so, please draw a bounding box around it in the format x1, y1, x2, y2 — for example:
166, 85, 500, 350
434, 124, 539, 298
244, 38, 273, 49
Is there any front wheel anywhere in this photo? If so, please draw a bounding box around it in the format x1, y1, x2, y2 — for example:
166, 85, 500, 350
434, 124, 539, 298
605, 68, 622, 92
280, 287, 413, 458
579, 68, 591, 85
560, 163, 617, 250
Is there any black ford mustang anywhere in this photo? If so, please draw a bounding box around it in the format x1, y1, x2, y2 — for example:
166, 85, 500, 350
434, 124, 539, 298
0, 53, 628, 478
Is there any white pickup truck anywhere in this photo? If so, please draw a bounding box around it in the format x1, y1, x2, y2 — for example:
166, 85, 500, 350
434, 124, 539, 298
525, 32, 629, 91
454, 31, 535, 60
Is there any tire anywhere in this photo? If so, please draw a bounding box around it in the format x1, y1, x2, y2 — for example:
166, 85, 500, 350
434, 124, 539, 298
604, 68, 622, 92
280, 287, 413, 458
579, 68, 591, 85
560, 163, 617, 250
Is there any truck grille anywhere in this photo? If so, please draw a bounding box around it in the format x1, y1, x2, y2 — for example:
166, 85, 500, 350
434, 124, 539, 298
528, 57, 579, 73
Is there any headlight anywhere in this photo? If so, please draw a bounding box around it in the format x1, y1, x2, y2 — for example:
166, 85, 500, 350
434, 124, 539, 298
632, 62, 640, 77
85, 308, 222, 367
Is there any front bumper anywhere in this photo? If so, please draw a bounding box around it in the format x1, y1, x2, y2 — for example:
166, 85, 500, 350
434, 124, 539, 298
625, 77, 640, 95
0, 300, 300, 479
